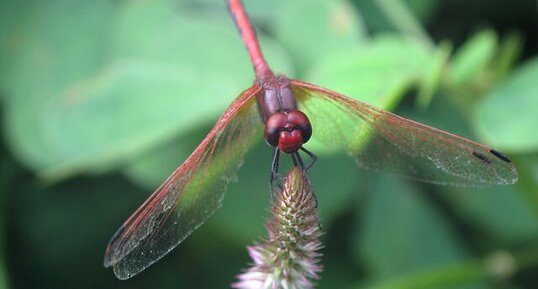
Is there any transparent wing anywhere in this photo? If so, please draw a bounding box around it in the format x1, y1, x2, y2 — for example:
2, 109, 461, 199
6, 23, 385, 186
291, 79, 517, 186
103, 85, 262, 279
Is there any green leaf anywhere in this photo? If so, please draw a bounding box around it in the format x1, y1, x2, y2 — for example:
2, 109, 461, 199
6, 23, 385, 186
307, 35, 430, 107
39, 56, 246, 180
403, 0, 440, 23
448, 30, 498, 87
493, 33, 524, 82
3, 0, 115, 170
353, 0, 439, 33
373, 0, 434, 49
304, 35, 432, 154
361, 260, 487, 289
237, 0, 289, 23
353, 0, 392, 32
0, 0, 39, 93
274, 0, 367, 74
514, 154, 538, 217
442, 185, 538, 244
123, 128, 206, 189
4, 0, 291, 180
356, 178, 470, 279
416, 42, 452, 109
108, 0, 291, 74
474, 57, 538, 152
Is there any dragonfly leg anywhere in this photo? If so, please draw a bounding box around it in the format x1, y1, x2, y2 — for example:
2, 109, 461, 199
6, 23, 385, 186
269, 147, 280, 195
291, 152, 299, 167
300, 146, 317, 172
297, 147, 318, 207
294, 152, 306, 169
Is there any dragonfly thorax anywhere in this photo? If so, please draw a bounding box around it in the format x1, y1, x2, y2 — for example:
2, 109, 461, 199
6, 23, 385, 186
257, 76, 312, 153
264, 110, 312, 153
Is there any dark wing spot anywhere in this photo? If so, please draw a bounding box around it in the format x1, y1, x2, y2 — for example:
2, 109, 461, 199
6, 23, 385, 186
490, 149, 512, 163
472, 151, 492, 164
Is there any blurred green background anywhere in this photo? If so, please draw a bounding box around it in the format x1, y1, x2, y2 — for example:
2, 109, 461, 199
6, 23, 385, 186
1, 0, 538, 288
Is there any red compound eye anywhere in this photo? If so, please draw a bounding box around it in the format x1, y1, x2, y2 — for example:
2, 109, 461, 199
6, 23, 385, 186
278, 129, 303, 154
263, 110, 312, 153
287, 110, 312, 143
264, 112, 287, 147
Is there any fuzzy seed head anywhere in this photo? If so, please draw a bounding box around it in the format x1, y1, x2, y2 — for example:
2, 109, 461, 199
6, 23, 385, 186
233, 167, 323, 289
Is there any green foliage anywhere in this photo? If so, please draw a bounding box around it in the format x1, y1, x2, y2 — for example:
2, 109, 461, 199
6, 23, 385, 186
3, 0, 291, 181
1, 0, 537, 289
274, 0, 367, 74
475, 58, 538, 152
307, 35, 430, 107
448, 30, 498, 87
358, 178, 470, 279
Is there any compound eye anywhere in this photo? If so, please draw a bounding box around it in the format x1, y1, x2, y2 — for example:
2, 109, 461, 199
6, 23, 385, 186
278, 129, 303, 154
264, 112, 287, 147
288, 110, 312, 143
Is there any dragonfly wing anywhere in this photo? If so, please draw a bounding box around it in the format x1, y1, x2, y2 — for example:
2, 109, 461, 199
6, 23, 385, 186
104, 85, 262, 279
291, 79, 517, 186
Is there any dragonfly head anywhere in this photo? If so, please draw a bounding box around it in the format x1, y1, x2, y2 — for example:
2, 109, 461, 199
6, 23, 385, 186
264, 109, 312, 153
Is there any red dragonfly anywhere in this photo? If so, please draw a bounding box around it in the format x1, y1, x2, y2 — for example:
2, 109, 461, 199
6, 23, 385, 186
104, 0, 518, 279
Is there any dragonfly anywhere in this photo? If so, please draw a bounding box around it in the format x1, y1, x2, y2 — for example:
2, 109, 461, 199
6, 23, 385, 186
104, 0, 518, 280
